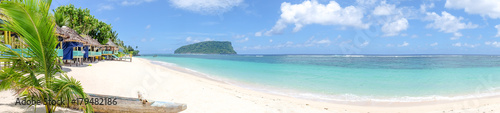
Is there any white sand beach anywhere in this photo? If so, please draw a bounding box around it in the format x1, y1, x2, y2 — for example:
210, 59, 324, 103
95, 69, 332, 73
2, 57, 500, 113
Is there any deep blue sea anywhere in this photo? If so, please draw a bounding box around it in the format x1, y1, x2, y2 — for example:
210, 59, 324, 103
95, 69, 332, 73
139, 54, 500, 102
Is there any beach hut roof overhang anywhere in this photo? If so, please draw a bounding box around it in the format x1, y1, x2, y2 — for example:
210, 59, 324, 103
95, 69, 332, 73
82, 35, 102, 47
55, 25, 69, 39
104, 38, 119, 50
60, 26, 85, 43
105, 38, 118, 47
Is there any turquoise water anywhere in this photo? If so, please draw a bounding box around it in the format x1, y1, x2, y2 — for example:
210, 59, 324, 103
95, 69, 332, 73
139, 55, 500, 102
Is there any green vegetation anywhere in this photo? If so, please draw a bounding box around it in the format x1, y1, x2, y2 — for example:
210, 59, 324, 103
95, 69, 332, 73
0, 0, 93, 112
123, 45, 140, 56
53, 4, 137, 55
87, 21, 112, 45
174, 41, 237, 54
53, 4, 99, 36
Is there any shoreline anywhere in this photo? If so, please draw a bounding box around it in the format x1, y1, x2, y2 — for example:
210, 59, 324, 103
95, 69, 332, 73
146, 57, 500, 105
137, 57, 500, 112
3, 57, 500, 112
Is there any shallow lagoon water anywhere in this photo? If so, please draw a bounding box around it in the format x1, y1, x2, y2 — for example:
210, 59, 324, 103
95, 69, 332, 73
140, 54, 500, 102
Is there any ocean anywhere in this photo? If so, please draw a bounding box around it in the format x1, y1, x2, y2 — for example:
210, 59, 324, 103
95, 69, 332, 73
139, 54, 500, 102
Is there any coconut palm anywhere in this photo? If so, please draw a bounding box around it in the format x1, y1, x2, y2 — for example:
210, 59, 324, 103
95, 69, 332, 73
54, 10, 69, 27
0, 0, 93, 112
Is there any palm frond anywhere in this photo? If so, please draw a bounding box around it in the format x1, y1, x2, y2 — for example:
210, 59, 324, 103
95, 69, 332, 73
52, 74, 93, 112
0, 68, 26, 90
53, 10, 69, 27
0, 0, 93, 112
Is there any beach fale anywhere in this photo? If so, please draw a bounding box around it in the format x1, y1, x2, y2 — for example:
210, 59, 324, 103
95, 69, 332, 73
82, 35, 102, 63
103, 38, 119, 60
60, 26, 85, 66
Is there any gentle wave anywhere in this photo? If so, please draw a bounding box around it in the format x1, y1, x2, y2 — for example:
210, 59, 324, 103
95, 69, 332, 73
147, 59, 500, 103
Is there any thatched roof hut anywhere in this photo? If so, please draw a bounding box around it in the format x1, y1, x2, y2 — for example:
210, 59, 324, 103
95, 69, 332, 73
103, 38, 119, 52
82, 35, 101, 47
60, 26, 85, 43
55, 25, 68, 38
105, 38, 118, 47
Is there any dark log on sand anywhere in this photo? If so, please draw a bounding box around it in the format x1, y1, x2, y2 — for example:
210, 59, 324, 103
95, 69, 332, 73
70, 93, 187, 113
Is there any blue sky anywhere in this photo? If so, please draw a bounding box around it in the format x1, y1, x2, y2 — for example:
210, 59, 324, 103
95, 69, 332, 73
50, 0, 500, 54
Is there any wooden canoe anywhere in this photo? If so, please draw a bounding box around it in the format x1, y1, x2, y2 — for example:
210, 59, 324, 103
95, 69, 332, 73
69, 93, 187, 113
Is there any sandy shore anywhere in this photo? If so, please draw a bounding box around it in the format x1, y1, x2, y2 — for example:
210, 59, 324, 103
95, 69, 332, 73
0, 90, 81, 112
2, 57, 500, 113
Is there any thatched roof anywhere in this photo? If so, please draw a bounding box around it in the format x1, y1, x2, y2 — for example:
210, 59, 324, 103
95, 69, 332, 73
105, 38, 118, 47
55, 25, 68, 38
82, 35, 101, 47
60, 26, 85, 43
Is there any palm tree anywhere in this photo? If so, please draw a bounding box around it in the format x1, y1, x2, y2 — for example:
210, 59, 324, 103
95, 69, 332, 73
0, 0, 93, 112
54, 10, 69, 27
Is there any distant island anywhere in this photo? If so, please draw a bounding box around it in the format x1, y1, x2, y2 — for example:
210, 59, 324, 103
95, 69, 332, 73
174, 41, 237, 54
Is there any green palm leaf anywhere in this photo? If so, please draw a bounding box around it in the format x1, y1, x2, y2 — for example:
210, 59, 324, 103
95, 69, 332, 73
0, 0, 93, 112
0, 0, 58, 77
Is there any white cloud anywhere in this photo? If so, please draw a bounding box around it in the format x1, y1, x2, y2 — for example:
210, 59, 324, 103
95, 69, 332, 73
445, 0, 500, 19
450, 32, 462, 40
464, 43, 479, 48
485, 41, 500, 47
381, 17, 408, 36
386, 44, 394, 47
204, 38, 213, 41
315, 39, 331, 44
265, 0, 368, 36
398, 41, 409, 47
98, 4, 114, 11
140, 37, 155, 42
411, 35, 418, 38
425, 11, 478, 33
356, 0, 377, 6
241, 37, 332, 50
122, 0, 156, 6
425, 11, 477, 40
452, 42, 480, 48
496, 24, 500, 37
233, 34, 246, 39
182, 32, 227, 36
302, 37, 331, 47
269, 39, 273, 43
426, 34, 432, 37
254, 32, 262, 37
430, 42, 438, 46
186, 37, 200, 43
233, 35, 248, 42
373, 1, 408, 37
360, 41, 369, 47
373, 2, 395, 16
420, 3, 435, 13
145, 25, 151, 29
169, 0, 243, 15
236, 37, 249, 43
